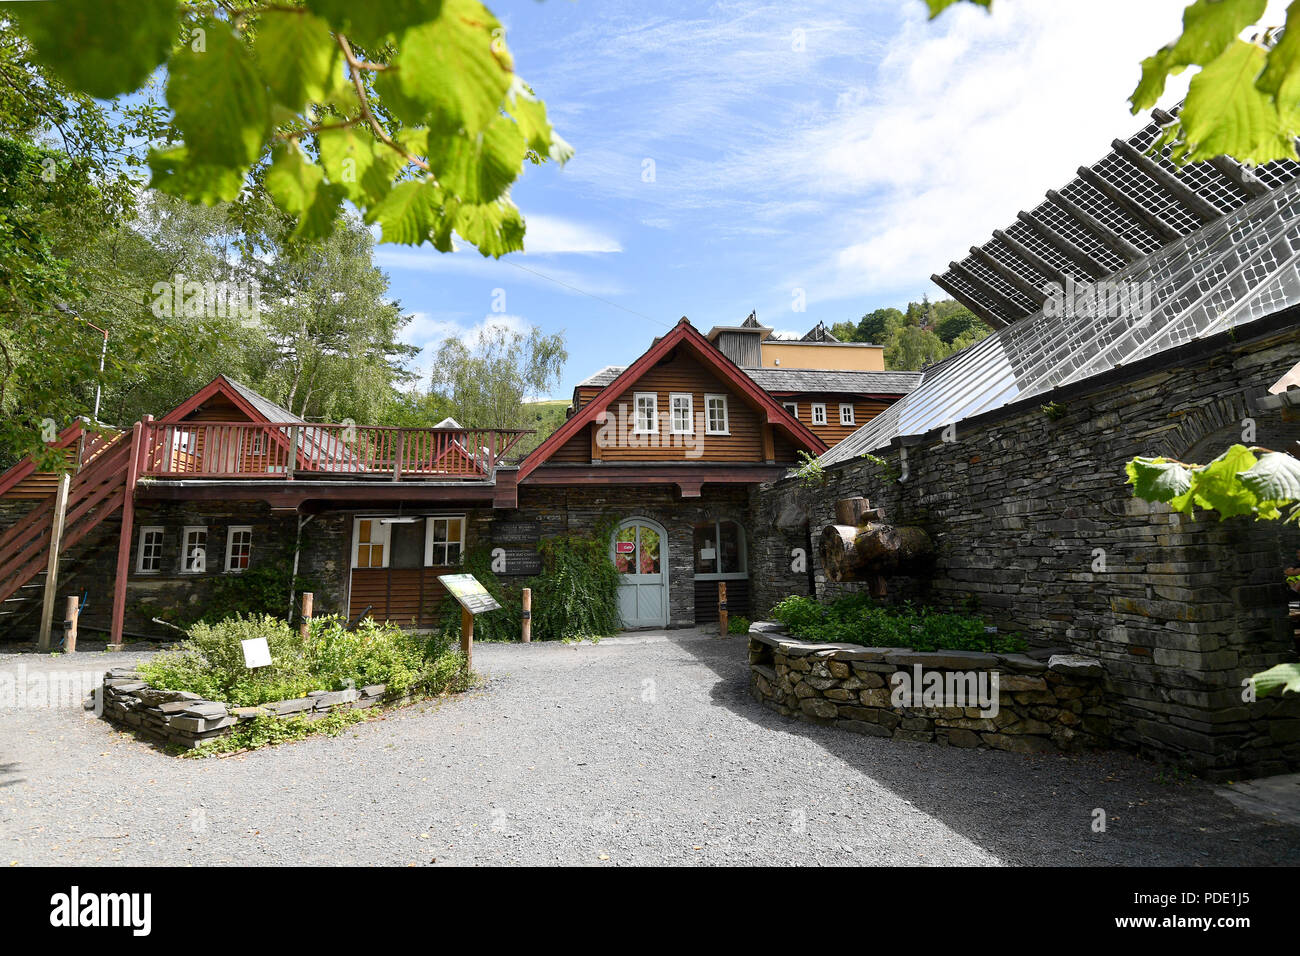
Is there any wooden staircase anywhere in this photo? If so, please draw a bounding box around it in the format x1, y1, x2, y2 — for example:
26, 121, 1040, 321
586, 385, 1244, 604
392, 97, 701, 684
0, 423, 129, 638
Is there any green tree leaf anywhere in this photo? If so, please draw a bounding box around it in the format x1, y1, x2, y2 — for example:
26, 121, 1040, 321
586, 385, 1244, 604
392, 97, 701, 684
1125, 457, 1194, 503
429, 116, 526, 203
256, 9, 340, 112
375, 0, 513, 133
455, 197, 524, 257
507, 88, 574, 164
265, 144, 344, 241
147, 147, 246, 204
1175, 39, 1298, 164
1237, 451, 1300, 504
168, 22, 271, 169
924, 0, 991, 19
304, 0, 444, 47
1130, 0, 1266, 112
366, 179, 445, 245
318, 126, 404, 203
1251, 661, 1300, 698
3, 0, 177, 99
1170, 443, 1262, 518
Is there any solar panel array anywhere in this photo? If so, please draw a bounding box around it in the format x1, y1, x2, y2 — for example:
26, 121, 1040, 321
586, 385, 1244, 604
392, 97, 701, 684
823, 173, 1300, 464
933, 107, 1300, 329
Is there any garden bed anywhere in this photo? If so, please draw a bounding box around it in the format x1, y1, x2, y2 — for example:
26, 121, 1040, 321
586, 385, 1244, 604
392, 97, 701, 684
748, 623, 1111, 754
98, 613, 472, 755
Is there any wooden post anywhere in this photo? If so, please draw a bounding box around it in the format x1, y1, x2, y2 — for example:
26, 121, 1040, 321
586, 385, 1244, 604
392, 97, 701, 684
299, 591, 313, 641
110, 420, 144, 649
461, 606, 474, 671
63, 594, 78, 654
718, 581, 728, 637
521, 587, 532, 643
37, 473, 71, 652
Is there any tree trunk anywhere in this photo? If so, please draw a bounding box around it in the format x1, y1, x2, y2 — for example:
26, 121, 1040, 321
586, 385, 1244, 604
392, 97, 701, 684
819, 521, 933, 584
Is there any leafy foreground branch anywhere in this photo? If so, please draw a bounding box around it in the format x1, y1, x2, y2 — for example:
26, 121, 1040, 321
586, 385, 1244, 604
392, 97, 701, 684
1126, 443, 1300, 700
8, 0, 571, 255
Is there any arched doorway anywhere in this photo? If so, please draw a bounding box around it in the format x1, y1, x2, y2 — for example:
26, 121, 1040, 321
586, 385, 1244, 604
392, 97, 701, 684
611, 517, 668, 628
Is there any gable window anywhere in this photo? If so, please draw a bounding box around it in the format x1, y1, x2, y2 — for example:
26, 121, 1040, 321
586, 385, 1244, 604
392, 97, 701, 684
181, 526, 207, 573
669, 393, 694, 434
136, 526, 164, 574
839, 403, 856, 426
782, 402, 798, 418
811, 403, 827, 426
633, 392, 658, 434
705, 394, 729, 435
426, 516, 465, 567
225, 526, 253, 572
352, 517, 390, 568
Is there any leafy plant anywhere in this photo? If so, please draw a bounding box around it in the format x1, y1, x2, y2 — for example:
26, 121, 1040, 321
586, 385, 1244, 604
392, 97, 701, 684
1041, 401, 1067, 421
795, 450, 825, 486
727, 615, 751, 635
768, 593, 1027, 654
182, 706, 373, 757
1127, 444, 1300, 701
140, 613, 471, 707
5, 0, 571, 255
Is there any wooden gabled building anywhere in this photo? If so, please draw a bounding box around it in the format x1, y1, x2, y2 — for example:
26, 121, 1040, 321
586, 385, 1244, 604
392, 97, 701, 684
0, 318, 919, 641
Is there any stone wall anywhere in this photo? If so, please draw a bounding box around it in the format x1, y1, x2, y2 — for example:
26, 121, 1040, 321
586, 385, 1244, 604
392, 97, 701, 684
748, 319, 1300, 780
748, 625, 1109, 753
98, 666, 412, 750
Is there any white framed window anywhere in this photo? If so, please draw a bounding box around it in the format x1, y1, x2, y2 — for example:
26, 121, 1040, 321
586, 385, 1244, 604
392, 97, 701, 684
180, 526, 207, 573
250, 430, 265, 455
425, 515, 466, 567
633, 392, 658, 434
782, 402, 798, 418
352, 517, 391, 569
225, 526, 253, 572
839, 403, 856, 426
705, 394, 729, 435
136, 526, 164, 574
669, 393, 694, 434
811, 403, 827, 426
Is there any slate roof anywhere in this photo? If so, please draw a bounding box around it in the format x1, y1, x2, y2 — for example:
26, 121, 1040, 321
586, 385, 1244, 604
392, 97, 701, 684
577, 365, 626, 388
744, 368, 923, 394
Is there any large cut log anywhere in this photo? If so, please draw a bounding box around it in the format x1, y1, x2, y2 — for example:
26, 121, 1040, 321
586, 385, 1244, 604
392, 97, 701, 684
819, 521, 934, 585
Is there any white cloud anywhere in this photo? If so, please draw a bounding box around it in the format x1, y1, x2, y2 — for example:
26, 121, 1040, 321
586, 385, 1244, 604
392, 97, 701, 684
400, 312, 533, 382
523, 214, 622, 254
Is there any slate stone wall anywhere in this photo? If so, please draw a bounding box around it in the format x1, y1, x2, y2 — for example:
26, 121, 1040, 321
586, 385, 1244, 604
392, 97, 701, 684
748, 625, 1109, 752
749, 323, 1300, 780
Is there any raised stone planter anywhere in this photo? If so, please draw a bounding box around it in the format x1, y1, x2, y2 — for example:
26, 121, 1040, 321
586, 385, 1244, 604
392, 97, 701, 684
97, 668, 413, 750
748, 625, 1111, 753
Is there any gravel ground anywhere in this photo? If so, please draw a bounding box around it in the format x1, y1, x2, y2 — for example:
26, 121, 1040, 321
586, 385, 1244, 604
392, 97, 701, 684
2, 629, 1298, 866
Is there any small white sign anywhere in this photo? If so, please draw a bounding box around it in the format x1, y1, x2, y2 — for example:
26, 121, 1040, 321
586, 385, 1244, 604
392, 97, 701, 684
700, 547, 716, 561
241, 637, 271, 669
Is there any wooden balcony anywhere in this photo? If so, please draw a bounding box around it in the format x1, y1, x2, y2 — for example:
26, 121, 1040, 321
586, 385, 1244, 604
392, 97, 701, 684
140, 421, 532, 482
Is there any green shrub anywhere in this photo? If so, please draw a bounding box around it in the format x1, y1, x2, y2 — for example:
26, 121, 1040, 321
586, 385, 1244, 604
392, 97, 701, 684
140, 613, 472, 707
728, 615, 751, 634
769, 593, 1026, 653
438, 525, 622, 643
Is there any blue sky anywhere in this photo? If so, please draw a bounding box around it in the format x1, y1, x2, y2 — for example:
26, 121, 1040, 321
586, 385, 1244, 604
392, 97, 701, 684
376, 0, 1232, 398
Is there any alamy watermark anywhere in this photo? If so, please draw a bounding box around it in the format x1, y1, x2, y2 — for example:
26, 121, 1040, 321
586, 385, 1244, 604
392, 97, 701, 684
890, 665, 1000, 718
151, 273, 261, 324
1042, 277, 1155, 325
0, 664, 102, 715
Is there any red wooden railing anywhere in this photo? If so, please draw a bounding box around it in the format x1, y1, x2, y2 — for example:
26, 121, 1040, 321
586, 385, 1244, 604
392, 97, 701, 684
139, 421, 533, 480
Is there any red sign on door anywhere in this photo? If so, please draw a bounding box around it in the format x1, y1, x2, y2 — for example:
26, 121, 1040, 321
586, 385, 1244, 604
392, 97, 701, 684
615, 542, 635, 554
